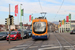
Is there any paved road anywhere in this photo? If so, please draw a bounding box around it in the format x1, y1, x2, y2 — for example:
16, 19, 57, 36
0, 37, 32, 50
0, 39, 7, 43
8, 32, 75, 50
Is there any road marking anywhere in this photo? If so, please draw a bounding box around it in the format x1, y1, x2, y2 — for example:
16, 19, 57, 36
16, 45, 29, 47
38, 46, 61, 50
41, 45, 54, 47
63, 46, 71, 47
29, 46, 38, 48
38, 46, 72, 50
9, 47, 26, 50
9, 48, 23, 50
73, 45, 75, 46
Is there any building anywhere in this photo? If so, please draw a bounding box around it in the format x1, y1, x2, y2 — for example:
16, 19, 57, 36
23, 24, 31, 29
48, 22, 58, 32
0, 24, 5, 31
59, 20, 75, 33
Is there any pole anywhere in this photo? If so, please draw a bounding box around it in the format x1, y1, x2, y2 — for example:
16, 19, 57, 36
22, 9, 24, 40
65, 22, 66, 32
9, 4, 10, 44
64, 22, 65, 32
59, 27, 60, 33
23, 9, 24, 28
61, 27, 62, 33
18, 4, 19, 26
20, 4, 23, 40
70, 19, 71, 32
20, 4, 22, 29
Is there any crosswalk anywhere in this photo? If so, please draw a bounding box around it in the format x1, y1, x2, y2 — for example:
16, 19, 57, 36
9, 44, 74, 50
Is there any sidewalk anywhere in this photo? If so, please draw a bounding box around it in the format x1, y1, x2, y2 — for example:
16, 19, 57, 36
0, 38, 32, 50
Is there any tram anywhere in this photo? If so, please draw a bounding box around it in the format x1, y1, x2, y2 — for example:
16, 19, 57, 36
32, 17, 49, 40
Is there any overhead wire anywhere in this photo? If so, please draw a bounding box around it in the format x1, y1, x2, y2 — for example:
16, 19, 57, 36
38, 0, 43, 12
55, 0, 64, 17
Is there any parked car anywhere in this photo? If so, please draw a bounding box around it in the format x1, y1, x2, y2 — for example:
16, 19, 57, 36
23, 31, 29, 39
6, 31, 22, 41
55, 30, 59, 33
0, 32, 9, 40
70, 30, 75, 34
26, 29, 32, 37
17, 29, 26, 32
17, 29, 22, 32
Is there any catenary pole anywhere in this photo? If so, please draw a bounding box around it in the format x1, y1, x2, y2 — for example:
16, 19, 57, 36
9, 4, 10, 44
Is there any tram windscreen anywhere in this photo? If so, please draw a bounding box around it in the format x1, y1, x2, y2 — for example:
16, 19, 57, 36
33, 22, 46, 34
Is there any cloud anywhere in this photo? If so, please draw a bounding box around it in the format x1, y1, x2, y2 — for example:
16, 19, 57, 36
1, 0, 75, 18
43, 0, 60, 4
64, 0, 75, 3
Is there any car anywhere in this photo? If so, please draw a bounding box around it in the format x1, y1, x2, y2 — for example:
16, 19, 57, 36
17, 29, 22, 32
17, 29, 26, 32
30, 29, 32, 36
0, 32, 9, 40
26, 29, 32, 37
23, 31, 29, 39
70, 30, 75, 34
55, 30, 59, 33
6, 31, 22, 41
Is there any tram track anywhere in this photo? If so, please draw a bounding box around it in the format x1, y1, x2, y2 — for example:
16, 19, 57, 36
9, 39, 45, 50
8, 32, 75, 50
53, 33, 74, 50
23, 39, 45, 50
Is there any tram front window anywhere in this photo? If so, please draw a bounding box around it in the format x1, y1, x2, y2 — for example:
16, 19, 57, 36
33, 22, 46, 34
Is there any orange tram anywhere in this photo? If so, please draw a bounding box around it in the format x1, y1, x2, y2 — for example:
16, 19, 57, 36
32, 17, 49, 40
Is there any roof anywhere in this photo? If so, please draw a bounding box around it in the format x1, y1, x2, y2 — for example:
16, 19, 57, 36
23, 24, 31, 26
0, 25, 4, 27
59, 20, 75, 22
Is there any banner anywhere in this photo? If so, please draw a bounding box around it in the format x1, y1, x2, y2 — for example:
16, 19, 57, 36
58, 25, 60, 28
66, 16, 69, 22
64, 19, 65, 23
31, 16, 33, 21
29, 15, 31, 22
62, 20, 64, 25
15, 5, 18, 16
21, 9, 24, 16
61, 22, 62, 25
60, 23, 61, 27
69, 14, 71, 19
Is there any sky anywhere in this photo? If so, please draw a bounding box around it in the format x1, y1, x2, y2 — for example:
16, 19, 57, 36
0, 0, 75, 25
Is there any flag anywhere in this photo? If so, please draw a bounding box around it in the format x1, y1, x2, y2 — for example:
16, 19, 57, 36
61, 22, 62, 25
60, 23, 61, 27
15, 14, 17, 16
69, 14, 71, 19
31, 16, 33, 21
66, 16, 69, 22
15, 5, 18, 16
58, 25, 60, 28
63, 19, 65, 25
29, 15, 31, 22
21, 9, 24, 16
62, 20, 64, 25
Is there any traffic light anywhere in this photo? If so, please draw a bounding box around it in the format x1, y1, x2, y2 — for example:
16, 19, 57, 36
5, 18, 10, 25
9, 15, 14, 25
